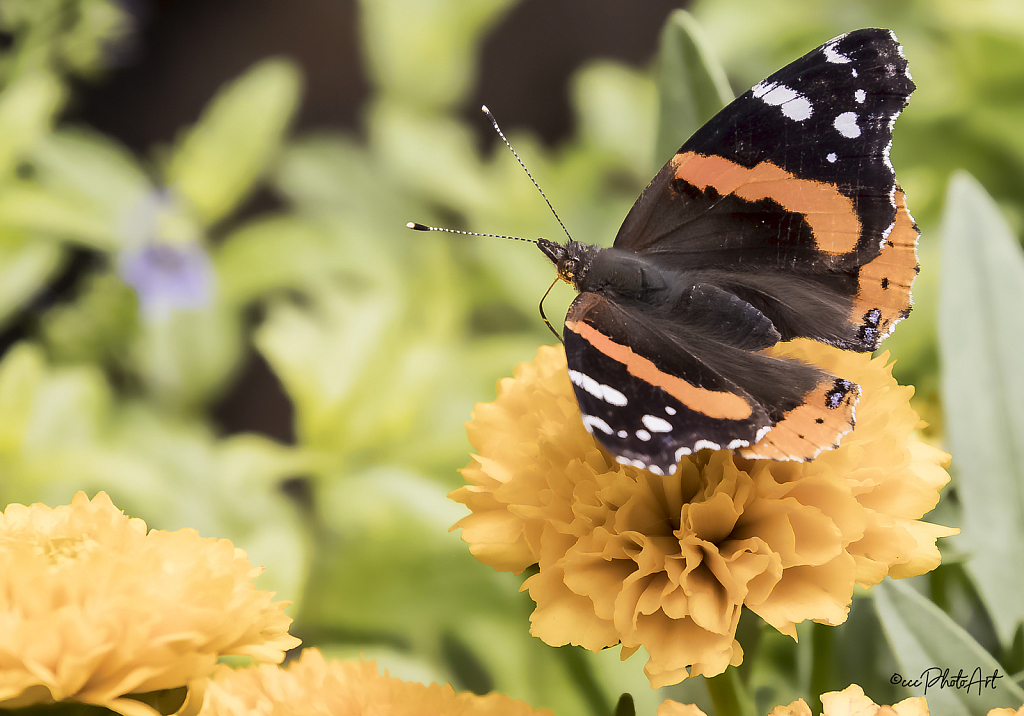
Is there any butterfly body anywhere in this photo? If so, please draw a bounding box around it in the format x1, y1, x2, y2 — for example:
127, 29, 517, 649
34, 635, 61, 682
542, 28, 918, 475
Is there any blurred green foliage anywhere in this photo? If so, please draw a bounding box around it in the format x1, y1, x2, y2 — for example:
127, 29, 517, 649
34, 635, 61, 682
2, 1, 1024, 715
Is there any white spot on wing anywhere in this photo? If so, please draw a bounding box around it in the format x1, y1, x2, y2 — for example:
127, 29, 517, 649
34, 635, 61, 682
833, 111, 861, 138
635, 429, 652, 442
726, 439, 750, 450
782, 96, 813, 121
855, 88, 866, 104
601, 385, 628, 406
642, 415, 672, 433
617, 430, 627, 438
823, 42, 851, 64
648, 465, 664, 476
826, 152, 837, 163
664, 406, 677, 416
851, 68, 858, 78
674, 446, 691, 461
882, 112, 901, 174
568, 369, 628, 406
615, 455, 650, 471
583, 415, 613, 435
693, 439, 721, 452
751, 81, 813, 121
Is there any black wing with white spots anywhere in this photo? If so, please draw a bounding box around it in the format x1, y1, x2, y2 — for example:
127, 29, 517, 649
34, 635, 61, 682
610, 28, 917, 352
539, 29, 916, 474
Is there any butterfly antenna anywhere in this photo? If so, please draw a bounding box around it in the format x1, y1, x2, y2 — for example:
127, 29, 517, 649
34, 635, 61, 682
482, 105, 573, 244
406, 222, 537, 244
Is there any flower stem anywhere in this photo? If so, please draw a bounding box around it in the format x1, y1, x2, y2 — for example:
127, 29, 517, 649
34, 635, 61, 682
706, 669, 756, 716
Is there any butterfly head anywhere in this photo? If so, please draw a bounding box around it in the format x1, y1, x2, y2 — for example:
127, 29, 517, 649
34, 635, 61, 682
538, 238, 597, 290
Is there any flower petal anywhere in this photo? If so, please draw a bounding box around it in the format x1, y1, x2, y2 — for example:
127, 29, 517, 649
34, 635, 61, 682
453, 341, 955, 687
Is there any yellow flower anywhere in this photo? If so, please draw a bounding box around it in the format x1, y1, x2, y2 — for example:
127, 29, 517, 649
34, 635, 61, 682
657, 699, 711, 716
452, 341, 956, 687
192, 647, 554, 716
0, 491, 299, 715
661, 684, 930, 715
814, 685, 928, 716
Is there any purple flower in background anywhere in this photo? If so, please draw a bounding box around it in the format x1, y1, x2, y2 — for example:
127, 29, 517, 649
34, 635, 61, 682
118, 190, 215, 320
119, 241, 215, 319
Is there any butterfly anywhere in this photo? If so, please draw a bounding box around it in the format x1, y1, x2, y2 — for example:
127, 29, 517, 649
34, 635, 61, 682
538, 28, 918, 475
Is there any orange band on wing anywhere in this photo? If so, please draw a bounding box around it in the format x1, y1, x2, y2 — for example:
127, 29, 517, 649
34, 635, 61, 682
849, 187, 918, 333
565, 318, 753, 421
672, 152, 861, 255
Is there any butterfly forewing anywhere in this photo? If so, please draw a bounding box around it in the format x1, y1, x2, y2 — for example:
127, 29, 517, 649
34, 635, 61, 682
611, 28, 918, 352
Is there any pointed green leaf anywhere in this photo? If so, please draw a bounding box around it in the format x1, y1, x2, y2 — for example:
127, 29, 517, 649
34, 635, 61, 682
572, 61, 657, 177
0, 183, 118, 249
359, 0, 517, 107
654, 10, 733, 165
938, 171, 1024, 644
215, 215, 338, 306
165, 58, 301, 226
0, 71, 63, 176
0, 232, 63, 328
135, 305, 243, 409
613, 693, 636, 716
874, 579, 1024, 715
0, 342, 115, 507
34, 128, 151, 225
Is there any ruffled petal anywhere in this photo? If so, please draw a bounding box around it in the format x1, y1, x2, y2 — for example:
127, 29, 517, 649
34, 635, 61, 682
452, 341, 956, 687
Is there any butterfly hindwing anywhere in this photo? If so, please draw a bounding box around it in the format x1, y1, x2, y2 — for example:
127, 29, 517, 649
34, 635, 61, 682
563, 292, 858, 474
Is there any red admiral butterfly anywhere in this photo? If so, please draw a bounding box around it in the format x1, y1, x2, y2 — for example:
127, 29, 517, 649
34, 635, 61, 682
538, 28, 918, 475
414, 28, 917, 477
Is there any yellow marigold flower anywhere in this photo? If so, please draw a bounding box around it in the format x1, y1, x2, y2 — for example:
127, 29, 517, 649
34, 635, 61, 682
657, 699, 710, 716
0, 491, 299, 715
661, 684, 929, 715
452, 341, 956, 688
192, 647, 554, 716
812, 684, 928, 716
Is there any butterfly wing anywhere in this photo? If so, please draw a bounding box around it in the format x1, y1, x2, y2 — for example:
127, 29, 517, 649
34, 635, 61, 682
564, 291, 858, 474
614, 28, 918, 352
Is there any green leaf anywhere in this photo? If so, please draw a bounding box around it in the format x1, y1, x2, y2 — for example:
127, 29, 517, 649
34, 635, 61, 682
938, 171, 1024, 645
0, 342, 114, 507
359, 0, 517, 107
0, 182, 116, 249
654, 10, 733, 166
572, 61, 657, 178
165, 58, 302, 226
41, 272, 137, 367
33, 128, 151, 227
874, 579, 1024, 715
215, 214, 339, 306
0, 231, 63, 328
255, 284, 445, 461
0, 71, 63, 176
134, 304, 244, 410
613, 693, 636, 716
